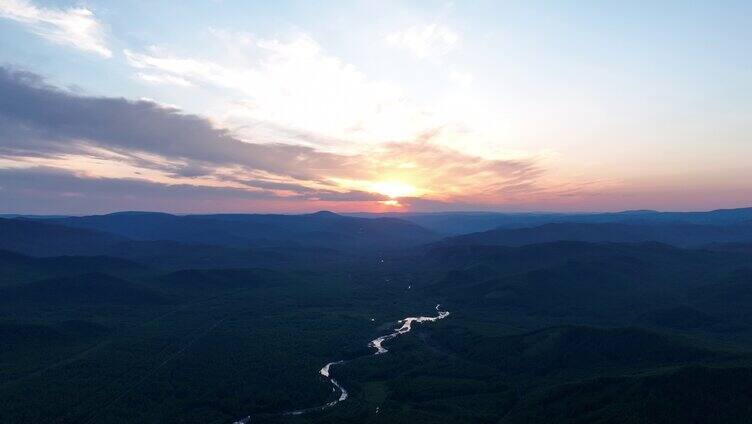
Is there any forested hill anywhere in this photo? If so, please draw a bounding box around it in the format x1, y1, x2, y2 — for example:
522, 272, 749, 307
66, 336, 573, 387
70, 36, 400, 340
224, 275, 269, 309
352, 207, 752, 234
0, 211, 439, 260
46, 211, 438, 249
437, 221, 752, 247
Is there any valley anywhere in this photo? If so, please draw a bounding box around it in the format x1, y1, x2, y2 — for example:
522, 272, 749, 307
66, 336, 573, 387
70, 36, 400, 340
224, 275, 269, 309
2, 209, 752, 423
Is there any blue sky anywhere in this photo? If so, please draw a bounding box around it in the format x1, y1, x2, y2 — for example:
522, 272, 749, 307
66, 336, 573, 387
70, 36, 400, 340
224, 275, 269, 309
0, 0, 750, 213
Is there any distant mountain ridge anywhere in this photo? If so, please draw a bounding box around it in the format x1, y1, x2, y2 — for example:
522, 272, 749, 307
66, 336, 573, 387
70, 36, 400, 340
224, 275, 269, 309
47, 210, 437, 249
0, 212, 438, 259
438, 221, 752, 247
352, 207, 752, 234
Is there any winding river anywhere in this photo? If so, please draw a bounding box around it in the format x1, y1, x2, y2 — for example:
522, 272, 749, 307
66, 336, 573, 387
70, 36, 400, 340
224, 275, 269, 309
233, 304, 449, 423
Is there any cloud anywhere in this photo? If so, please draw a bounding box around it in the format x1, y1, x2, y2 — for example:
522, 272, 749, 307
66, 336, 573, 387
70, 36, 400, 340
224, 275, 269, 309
135, 73, 194, 87
123, 33, 431, 146
0, 166, 390, 214
386, 24, 459, 58
358, 133, 542, 203
0, 66, 351, 180
0, 66, 552, 212
0, 166, 280, 214
0, 0, 111, 57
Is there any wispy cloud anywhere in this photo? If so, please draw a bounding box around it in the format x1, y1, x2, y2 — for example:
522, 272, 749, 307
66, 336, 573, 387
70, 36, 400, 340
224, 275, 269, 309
386, 23, 459, 59
0, 0, 111, 57
135, 72, 194, 87
354, 131, 541, 203
0, 0, 112, 57
124, 33, 432, 147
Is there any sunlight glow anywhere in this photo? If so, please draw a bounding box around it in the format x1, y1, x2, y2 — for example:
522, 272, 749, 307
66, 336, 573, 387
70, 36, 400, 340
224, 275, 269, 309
380, 199, 403, 207
370, 181, 417, 199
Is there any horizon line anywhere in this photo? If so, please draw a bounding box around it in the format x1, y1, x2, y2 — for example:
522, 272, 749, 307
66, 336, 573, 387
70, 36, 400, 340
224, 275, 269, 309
2, 206, 752, 218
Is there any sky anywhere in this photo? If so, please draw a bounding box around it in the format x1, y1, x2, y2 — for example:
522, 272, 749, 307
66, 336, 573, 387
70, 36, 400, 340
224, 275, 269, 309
0, 0, 750, 214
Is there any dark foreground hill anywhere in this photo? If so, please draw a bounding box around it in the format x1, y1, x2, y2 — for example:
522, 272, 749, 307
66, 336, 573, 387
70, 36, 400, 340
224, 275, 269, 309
431, 325, 726, 378
419, 241, 752, 330
0, 273, 168, 305
0, 248, 145, 280
502, 366, 752, 424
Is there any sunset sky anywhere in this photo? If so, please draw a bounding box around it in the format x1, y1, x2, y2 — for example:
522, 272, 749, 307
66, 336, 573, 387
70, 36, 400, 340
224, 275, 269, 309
1, 0, 750, 214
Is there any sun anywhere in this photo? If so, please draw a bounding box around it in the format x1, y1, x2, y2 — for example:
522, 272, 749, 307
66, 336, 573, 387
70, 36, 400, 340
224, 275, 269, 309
370, 181, 417, 199
380, 199, 402, 207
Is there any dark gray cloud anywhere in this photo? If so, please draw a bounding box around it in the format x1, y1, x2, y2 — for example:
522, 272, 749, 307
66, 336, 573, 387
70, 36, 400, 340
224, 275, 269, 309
235, 178, 386, 201
0, 166, 384, 214
0, 67, 353, 180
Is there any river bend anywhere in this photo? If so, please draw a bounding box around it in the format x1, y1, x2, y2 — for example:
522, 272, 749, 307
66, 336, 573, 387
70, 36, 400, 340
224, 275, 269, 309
233, 304, 449, 422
